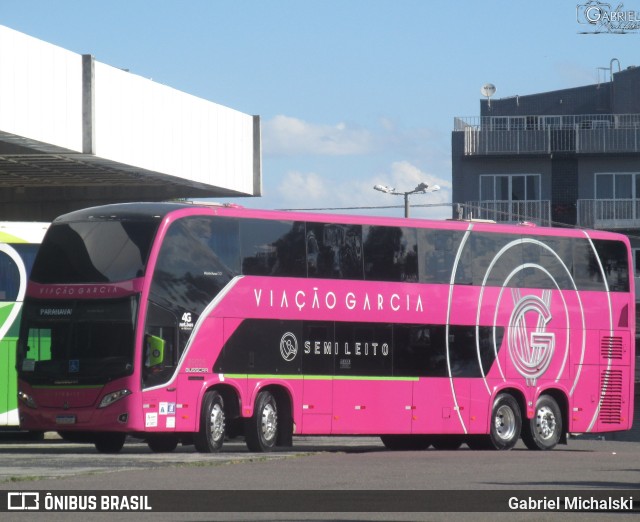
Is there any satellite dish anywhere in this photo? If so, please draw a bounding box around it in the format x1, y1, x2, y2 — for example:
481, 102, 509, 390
481, 83, 496, 98
481, 83, 496, 108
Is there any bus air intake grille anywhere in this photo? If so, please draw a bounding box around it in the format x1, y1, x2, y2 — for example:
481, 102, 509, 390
599, 369, 623, 425
600, 336, 624, 360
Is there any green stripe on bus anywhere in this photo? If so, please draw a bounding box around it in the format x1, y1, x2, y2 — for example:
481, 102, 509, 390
223, 373, 418, 382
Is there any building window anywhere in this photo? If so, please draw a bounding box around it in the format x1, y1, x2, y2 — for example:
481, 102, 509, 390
595, 173, 640, 200
479, 174, 541, 202
633, 249, 640, 278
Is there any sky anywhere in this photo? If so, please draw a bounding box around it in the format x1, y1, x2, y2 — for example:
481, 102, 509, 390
2, 0, 639, 219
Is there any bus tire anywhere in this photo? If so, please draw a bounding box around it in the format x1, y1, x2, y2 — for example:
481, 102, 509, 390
489, 393, 521, 450
147, 435, 179, 453
380, 435, 431, 450
246, 390, 278, 452
522, 395, 562, 451
194, 390, 225, 453
94, 433, 126, 453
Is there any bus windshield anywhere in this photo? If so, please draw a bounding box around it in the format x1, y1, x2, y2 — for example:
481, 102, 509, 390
30, 220, 159, 284
17, 297, 137, 385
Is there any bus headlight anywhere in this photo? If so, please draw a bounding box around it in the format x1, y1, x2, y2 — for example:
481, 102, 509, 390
98, 389, 132, 409
18, 390, 37, 409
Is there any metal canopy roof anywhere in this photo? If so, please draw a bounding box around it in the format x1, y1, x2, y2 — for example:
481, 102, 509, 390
0, 26, 261, 221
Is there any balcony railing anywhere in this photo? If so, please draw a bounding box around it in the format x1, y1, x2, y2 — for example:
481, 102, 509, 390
577, 199, 640, 229
464, 200, 551, 226
455, 114, 640, 156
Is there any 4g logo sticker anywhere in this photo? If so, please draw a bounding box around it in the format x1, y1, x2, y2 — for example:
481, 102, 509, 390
179, 312, 195, 331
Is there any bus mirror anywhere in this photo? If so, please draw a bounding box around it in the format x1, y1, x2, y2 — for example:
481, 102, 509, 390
145, 335, 165, 367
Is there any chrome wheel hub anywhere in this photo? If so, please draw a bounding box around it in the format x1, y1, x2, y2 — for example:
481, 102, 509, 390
261, 403, 277, 442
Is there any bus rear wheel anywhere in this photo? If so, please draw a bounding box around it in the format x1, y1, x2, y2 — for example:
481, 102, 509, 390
522, 395, 562, 451
194, 390, 226, 453
94, 433, 126, 453
246, 390, 278, 452
489, 393, 521, 450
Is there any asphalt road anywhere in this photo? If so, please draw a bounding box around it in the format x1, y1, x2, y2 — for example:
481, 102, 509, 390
0, 433, 638, 521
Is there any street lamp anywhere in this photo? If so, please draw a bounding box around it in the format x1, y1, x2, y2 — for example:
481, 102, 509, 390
373, 182, 440, 218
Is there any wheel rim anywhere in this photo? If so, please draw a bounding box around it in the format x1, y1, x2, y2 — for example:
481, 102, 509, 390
209, 403, 225, 442
260, 403, 277, 442
494, 404, 516, 441
536, 405, 556, 440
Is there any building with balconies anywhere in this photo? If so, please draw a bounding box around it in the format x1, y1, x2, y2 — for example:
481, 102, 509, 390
452, 61, 640, 282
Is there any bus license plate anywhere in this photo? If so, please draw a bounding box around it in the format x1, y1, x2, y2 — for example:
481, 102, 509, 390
55, 415, 76, 425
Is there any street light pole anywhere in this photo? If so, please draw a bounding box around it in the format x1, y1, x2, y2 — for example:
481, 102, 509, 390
373, 182, 440, 218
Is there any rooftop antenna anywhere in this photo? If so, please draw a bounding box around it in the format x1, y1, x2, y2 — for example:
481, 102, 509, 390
610, 58, 621, 80
597, 67, 609, 87
597, 60, 620, 87
481, 83, 496, 109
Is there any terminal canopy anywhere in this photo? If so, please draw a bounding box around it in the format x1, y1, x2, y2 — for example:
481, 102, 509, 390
0, 26, 261, 220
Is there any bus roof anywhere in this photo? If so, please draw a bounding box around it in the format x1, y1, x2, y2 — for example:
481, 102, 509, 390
51, 201, 628, 244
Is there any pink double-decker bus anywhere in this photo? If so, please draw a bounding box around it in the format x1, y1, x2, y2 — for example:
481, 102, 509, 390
16, 202, 635, 453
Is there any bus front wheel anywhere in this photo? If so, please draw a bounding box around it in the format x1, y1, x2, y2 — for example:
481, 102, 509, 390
194, 390, 226, 453
522, 395, 562, 451
489, 393, 521, 450
246, 390, 278, 452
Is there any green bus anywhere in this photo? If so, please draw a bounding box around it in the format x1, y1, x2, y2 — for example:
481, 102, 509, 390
0, 222, 48, 434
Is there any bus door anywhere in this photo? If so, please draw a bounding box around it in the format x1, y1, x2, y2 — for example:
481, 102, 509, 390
142, 303, 179, 433
331, 323, 412, 435
406, 325, 471, 435
301, 322, 334, 434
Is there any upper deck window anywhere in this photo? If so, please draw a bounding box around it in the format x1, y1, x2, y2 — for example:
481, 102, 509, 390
31, 220, 159, 284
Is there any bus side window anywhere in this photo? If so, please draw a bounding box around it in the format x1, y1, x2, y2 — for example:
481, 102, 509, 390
573, 238, 605, 291
419, 229, 469, 284
591, 239, 630, 292
306, 223, 363, 280
363, 225, 418, 282
240, 219, 306, 277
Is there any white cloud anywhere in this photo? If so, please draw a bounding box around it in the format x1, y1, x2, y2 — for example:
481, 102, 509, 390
256, 114, 453, 219
263, 115, 373, 156
275, 161, 452, 219
371, 161, 452, 218
383, 160, 451, 193
276, 171, 330, 204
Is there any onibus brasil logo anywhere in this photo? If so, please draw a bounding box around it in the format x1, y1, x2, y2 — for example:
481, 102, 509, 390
508, 289, 556, 386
